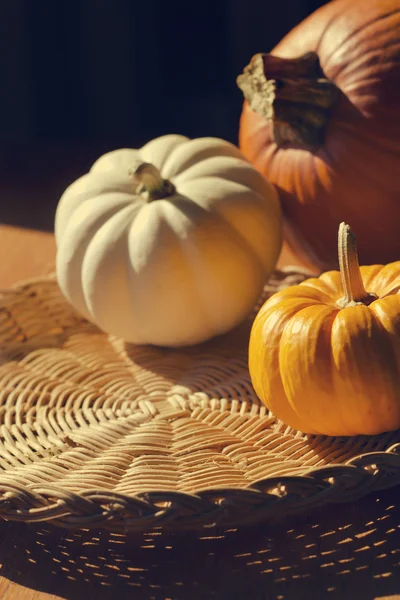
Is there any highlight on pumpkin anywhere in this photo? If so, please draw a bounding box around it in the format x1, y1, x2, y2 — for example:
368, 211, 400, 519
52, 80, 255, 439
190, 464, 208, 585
248, 221, 400, 437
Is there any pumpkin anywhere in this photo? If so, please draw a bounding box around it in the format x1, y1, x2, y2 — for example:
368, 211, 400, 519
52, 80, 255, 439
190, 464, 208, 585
237, 0, 400, 271
249, 222, 400, 436
55, 134, 282, 347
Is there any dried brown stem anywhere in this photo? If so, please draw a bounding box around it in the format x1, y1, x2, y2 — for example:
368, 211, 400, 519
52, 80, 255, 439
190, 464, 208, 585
237, 52, 339, 151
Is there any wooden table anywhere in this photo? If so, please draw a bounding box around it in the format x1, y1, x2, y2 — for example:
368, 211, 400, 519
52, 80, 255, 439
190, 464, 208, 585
0, 223, 399, 600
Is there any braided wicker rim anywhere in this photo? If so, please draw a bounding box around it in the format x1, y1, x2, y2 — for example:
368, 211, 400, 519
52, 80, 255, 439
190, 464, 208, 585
0, 268, 399, 532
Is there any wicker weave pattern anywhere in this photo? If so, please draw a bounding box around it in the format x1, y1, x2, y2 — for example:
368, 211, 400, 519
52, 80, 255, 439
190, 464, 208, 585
0, 269, 399, 531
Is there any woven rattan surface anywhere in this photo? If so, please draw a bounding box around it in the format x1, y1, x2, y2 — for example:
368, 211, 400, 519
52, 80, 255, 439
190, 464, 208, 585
0, 268, 400, 532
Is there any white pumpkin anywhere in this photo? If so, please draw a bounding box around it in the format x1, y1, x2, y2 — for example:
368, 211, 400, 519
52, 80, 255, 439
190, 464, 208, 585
55, 134, 282, 347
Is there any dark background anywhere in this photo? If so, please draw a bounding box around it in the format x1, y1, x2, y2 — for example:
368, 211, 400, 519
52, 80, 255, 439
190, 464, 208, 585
0, 0, 327, 231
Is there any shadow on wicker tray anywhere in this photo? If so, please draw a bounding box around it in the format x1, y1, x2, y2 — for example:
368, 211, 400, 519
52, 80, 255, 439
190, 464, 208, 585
0, 485, 399, 600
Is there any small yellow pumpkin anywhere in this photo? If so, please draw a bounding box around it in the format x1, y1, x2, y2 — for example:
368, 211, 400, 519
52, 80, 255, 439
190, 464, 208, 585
249, 222, 400, 436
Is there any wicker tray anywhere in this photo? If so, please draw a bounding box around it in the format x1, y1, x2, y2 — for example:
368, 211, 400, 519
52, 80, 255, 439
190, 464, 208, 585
0, 268, 400, 532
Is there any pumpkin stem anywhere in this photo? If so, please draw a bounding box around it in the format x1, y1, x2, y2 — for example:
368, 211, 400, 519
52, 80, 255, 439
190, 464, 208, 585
236, 52, 339, 152
337, 222, 376, 308
129, 162, 176, 201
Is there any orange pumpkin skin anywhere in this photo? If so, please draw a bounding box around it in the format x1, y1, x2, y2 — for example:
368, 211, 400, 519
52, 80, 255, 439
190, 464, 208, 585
249, 262, 400, 436
239, 0, 400, 271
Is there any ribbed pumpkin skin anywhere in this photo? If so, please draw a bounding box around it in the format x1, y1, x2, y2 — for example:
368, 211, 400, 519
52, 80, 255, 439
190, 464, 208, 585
239, 0, 400, 271
55, 135, 282, 348
249, 262, 400, 436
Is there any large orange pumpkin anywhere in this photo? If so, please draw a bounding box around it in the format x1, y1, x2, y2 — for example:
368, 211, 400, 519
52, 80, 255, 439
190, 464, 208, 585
238, 0, 400, 271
